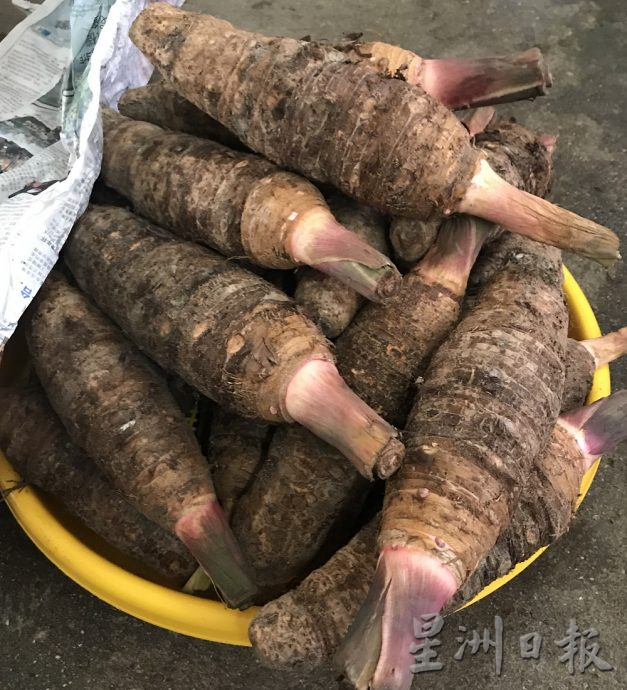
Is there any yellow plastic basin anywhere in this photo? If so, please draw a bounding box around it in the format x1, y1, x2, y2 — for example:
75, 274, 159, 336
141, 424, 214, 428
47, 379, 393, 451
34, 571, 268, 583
0, 266, 611, 645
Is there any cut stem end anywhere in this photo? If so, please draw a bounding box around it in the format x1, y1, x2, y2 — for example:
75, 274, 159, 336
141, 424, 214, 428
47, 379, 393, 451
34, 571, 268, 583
417, 214, 495, 294
458, 160, 620, 266
284, 360, 404, 479
559, 390, 627, 467
289, 215, 401, 302
421, 47, 552, 110
460, 107, 496, 137
581, 326, 627, 367
336, 546, 458, 690
175, 498, 257, 609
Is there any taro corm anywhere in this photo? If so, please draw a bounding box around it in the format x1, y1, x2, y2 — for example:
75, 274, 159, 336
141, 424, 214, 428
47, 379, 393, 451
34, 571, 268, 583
129, 4, 619, 265
338, 223, 569, 690
101, 108, 400, 302
63, 206, 404, 481
249, 391, 627, 672
25, 274, 255, 608
0, 383, 197, 585
232, 119, 554, 596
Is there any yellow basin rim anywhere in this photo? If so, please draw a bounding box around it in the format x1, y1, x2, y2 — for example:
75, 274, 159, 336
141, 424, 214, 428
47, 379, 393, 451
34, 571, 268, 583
0, 266, 611, 644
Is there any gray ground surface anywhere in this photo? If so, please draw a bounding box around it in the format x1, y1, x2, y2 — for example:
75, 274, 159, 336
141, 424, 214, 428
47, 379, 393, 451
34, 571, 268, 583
1, 0, 626, 688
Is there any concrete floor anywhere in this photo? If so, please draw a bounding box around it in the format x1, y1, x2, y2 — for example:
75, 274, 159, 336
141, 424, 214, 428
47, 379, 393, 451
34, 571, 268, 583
1, 0, 626, 688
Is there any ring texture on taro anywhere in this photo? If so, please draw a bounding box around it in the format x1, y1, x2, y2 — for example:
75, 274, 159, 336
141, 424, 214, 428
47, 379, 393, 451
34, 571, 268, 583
0, 267, 611, 642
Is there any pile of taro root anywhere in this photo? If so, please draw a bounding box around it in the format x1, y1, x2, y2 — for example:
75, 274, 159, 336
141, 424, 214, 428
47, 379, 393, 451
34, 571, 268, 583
2, 6, 627, 690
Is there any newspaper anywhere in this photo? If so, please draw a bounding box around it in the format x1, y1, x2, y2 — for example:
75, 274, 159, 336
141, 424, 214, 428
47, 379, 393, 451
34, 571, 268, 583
0, 0, 182, 349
